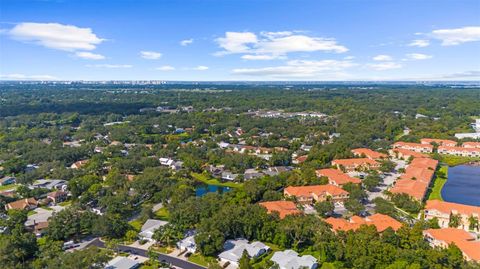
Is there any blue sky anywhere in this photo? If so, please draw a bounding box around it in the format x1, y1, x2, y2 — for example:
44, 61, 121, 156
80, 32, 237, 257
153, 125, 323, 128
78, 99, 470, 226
1, 0, 479, 81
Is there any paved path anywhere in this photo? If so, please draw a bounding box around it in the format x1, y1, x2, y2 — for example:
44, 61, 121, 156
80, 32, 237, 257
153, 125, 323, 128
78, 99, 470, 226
87, 238, 206, 269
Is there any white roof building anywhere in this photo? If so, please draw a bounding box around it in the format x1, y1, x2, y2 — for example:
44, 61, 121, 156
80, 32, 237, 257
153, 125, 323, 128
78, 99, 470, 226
177, 234, 197, 253
139, 219, 168, 241
270, 250, 318, 269
105, 256, 140, 269
218, 239, 270, 266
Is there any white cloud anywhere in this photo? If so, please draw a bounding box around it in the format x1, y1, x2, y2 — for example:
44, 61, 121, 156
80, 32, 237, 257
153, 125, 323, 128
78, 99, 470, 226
344, 56, 355, 60
406, 53, 432, 60
215, 32, 258, 55
156, 65, 175, 71
408, 39, 430, 47
372, 54, 393, 61
9, 22, 104, 51
0, 73, 58, 80
75, 51, 105, 60
180, 39, 193, 46
193, 65, 209, 71
215, 31, 348, 59
140, 51, 162, 60
367, 62, 402, 71
86, 64, 132, 68
241, 54, 284, 60
438, 70, 480, 79
431, 26, 480, 46
232, 59, 356, 78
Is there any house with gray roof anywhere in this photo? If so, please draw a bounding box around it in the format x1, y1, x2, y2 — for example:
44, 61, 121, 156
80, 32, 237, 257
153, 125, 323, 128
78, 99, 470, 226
270, 250, 318, 269
105, 256, 140, 269
139, 219, 168, 241
218, 239, 269, 267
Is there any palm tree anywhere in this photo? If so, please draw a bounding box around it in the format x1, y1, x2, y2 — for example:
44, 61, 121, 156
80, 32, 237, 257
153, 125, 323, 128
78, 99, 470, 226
468, 215, 479, 231
449, 213, 461, 228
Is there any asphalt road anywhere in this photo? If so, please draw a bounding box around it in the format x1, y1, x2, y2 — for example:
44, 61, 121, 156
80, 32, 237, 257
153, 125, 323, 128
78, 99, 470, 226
88, 238, 206, 269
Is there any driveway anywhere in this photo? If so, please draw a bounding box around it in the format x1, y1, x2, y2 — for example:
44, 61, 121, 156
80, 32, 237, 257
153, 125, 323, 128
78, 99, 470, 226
87, 238, 206, 269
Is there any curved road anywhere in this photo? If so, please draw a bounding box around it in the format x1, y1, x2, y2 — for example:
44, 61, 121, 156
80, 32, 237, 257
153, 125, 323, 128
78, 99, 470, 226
88, 238, 206, 269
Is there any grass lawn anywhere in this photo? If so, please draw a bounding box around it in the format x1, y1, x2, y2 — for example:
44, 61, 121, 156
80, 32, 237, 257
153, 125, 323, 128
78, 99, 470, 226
154, 207, 170, 221
27, 210, 37, 216
150, 245, 174, 254
191, 172, 243, 188
187, 253, 218, 267
436, 155, 480, 167
128, 219, 144, 232
58, 200, 72, 206
428, 166, 448, 201
0, 184, 19, 191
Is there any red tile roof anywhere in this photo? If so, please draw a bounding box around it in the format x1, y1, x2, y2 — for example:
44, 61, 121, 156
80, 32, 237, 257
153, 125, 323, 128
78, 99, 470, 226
424, 228, 480, 261
438, 145, 480, 154
462, 142, 480, 148
325, 213, 403, 232
316, 168, 361, 186
390, 158, 438, 200
331, 158, 379, 168
425, 200, 480, 217
393, 142, 433, 152
259, 201, 301, 219
390, 148, 429, 159
420, 138, 457, 147
351, 148, 387, 159
284, 184, 348, 198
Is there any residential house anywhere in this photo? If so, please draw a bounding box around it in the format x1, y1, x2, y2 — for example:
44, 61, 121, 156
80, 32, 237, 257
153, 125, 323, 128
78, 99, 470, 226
331, 158, 380, 172
139, 219, 168, 241
0, 176, 16, 186
105, 256, 140, 269
325, 214, 403, 233
259, 201, 301, 219
70, 160, 88, 169
292, 155, 308, 165
47, 191, 68, 204
218, 239, 270, 267
206, 165, 225, 178
262, 166, 293, 176
390, 158, 438, 201
30, 179, 67, 190
351, 148, 387, 160
424, 200, 480, 232
159, 158, 174, 166
420, 138, 457, 147
177, 231, 197, 253
5, 198, 38, 211
284, 184, 349, 205
300, 145, 313, 152
316, 169, 361, 187
423, 228, 480, 262
221, 171, 239, 181
437, 146, 480, 158
243, 169, 263, 180
270, 249, 318, 269
392, 142, 433, 153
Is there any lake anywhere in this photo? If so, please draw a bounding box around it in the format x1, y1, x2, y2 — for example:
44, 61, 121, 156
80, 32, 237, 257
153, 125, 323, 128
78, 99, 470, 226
195, 184, 231, 197
441, 165, 480, 206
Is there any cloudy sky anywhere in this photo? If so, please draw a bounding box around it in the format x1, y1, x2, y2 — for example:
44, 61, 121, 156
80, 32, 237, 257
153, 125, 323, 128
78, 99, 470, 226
1, 0, 479, 81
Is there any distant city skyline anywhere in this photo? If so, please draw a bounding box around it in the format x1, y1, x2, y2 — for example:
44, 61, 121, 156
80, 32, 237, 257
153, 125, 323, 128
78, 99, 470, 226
1, 0, 480, 81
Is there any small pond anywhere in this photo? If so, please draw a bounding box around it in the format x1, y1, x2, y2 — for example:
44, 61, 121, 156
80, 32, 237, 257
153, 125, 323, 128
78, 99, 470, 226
195, 184, 231, 197
441, 165, 480, 206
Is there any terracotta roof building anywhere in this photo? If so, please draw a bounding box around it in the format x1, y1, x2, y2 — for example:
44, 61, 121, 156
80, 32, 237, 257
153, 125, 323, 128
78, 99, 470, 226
424, 228, 480, 261
316, 168, 361, 186
390, 158, 438, 201
462, 142, 480, 149
259, 201, 301, 219
325, 213, 403, 233
331, 158, 380, 172
420, 138, 457, 147
389, 148, 428, 160
438, 146, 480, 158
351, 148, 387, 160
5, 198, 38, 211
424, 200, 480, 232
284, 184, 349, 205
392, 142, 433, 153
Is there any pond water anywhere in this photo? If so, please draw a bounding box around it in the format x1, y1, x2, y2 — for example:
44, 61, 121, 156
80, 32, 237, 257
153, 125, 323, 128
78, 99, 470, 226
195, 184, 231, 197
441, 165, 480, 206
